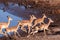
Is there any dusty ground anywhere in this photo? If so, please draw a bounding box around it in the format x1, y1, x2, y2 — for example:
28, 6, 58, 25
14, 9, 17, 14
0, 30, 60, 40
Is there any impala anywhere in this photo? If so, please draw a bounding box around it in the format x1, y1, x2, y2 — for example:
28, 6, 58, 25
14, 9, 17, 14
32, 14, 47, 28
0, 16, 12, 33
19, 15, 37, 33
4, 21, 21, 37
27, 18, 54, 37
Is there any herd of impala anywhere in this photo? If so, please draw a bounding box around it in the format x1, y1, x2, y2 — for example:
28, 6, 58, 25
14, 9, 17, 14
0, 14, 54, 38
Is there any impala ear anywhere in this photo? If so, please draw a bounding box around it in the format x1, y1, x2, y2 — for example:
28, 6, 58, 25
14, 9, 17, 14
7, 16, 13, 20
31, 15, 35, 17
29, 15, 32, 18
7, 16, 10, 17
48, 18, 50, 19
7, 16, 10, 18
31, 15, 34, 16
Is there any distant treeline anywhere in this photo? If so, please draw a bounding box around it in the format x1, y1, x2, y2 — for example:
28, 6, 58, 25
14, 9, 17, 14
0, 0, 60, 6
0, 0, 60, 14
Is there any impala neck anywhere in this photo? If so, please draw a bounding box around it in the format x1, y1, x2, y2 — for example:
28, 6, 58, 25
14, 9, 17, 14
30, 18, 34, 23
42, 16, 45, 21
7, 20, 11, 28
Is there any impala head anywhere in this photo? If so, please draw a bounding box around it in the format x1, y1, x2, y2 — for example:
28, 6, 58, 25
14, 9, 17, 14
7, 16, 12, 21
43, 14, 47, 18
48, 18, 54, 23
31, 15, 37, 19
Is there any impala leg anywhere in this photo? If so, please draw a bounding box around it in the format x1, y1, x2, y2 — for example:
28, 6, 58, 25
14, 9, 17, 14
27, 28, 34, 37
21, 25, 27, 32
13, 32, 19, 40
16, 32, 21, 37
21, 26, 24, 30
27, 31, 34, 38
32, 23, 37, 28
44, 29, 46, 36
28, 26, 31, 34
46, 29, 53, 34
14, 32, 17, 37
22, 28, 27, 33
33, 31, 38, 35
0, 31, 3, 34
27, 30, 38, 38
0, 29, 3, 34
45, 28, 51, 32
4, 32, 8, 37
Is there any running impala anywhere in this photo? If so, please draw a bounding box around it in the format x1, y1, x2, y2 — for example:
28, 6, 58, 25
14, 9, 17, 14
4, 20, 21, 37
32, 14, 47, 28
0, 16, 12, 33
19, 15, 37, 33
27, 18, 54, 37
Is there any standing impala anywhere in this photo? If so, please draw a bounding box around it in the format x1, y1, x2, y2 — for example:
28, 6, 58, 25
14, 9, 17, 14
4, 21, 21, 37
19, 15, 37, 33
27, 18, 54, 37
0, 16, 12, 33
32, 14, 47, 28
